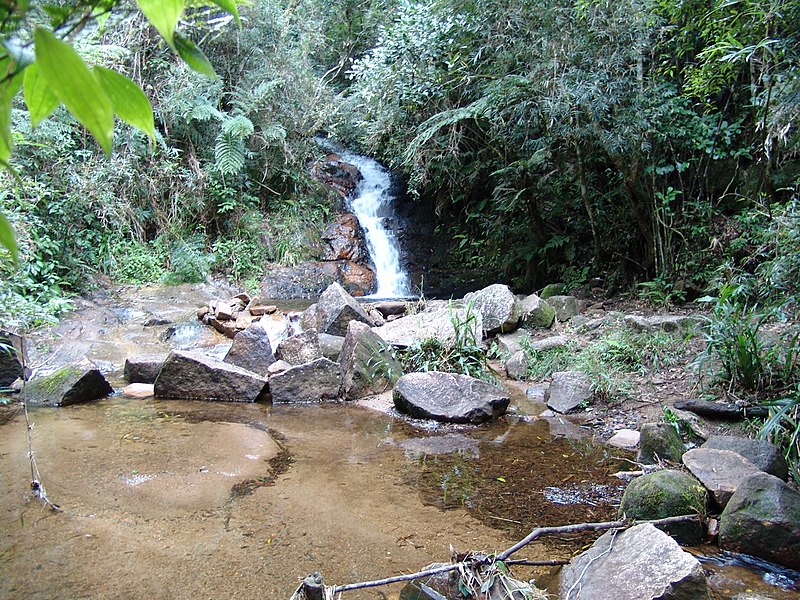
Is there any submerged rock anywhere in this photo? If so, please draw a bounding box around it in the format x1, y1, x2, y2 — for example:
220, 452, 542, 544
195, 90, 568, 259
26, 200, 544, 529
393, 371, 509, 423
24, 363, 113, 406
154, 350, 268, 402
339, 321, 403, 400
719, 472, 800, 570
559, 523, 709, 599
545, 371, 592, 413
269, 357, 341, 403
702, 435, 788, 481
464, 283, 521, 334
223, 323, 276, 376
682, 448, 763, 509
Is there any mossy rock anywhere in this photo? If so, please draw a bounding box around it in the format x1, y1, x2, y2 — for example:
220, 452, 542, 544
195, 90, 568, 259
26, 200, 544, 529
24, 364, 113, 407
638, 422, 685, 464
540, 283, 566, 299
619, 469, 708, 545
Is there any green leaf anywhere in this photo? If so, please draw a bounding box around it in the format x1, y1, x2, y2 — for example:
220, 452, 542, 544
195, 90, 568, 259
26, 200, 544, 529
209, 0, 241, 26
0, 211, 18, 265
174, 32, 216, 79
0, 54, 24, 162
34, 28, 114, 154
136, 0, 183, 47
24, 62, 60, 127
93, 66, 155, 141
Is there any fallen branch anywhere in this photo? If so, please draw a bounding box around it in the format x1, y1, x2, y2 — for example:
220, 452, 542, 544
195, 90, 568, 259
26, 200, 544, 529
673, 399, 768, 420
291, 514, 700, 598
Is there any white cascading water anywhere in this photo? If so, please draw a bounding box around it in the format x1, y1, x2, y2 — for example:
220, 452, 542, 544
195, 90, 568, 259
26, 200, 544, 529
336, 150, 412, 298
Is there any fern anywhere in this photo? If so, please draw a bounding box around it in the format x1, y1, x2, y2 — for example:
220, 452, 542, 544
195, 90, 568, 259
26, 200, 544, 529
222, 114, 255, 138
214, 132, 247, 176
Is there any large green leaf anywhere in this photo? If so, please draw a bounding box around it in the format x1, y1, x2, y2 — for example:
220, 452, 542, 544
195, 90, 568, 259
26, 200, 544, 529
0, 211, 18, 265
136, 0, 183, 47
23, 62, 60, 127
174, 32, 216, 79
0, 54, 24, 162
34, 28, 114, 154
94, 66, 155, 141
209, 0, 241, 26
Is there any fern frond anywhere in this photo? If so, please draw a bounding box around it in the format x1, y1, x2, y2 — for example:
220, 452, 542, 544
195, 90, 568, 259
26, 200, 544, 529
222, 114, 255, 138
214, 132, 246, 176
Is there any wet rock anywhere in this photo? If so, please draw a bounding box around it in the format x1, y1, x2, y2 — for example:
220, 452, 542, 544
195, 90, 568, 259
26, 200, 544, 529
24, 363, 114, 407
318, 333, 345, 361
464, 284, 521, 334
372, 301, 483, 348
258, 263, 337, 299
607, 429, 640, 449
719, 472, 800, 570
340, 321, 403, 400
504, 351, 527, 381
637, 422, 685, 464
124, 354, 166, 384
208, 317, 239, 339
682, 448, 763, 509
154, 350, 268, 402
275, 330, 322, 366
624, 314, 703, 333
619, 469, 708, 545
0, 330, 27, 387
559, 523, 709, 600
269, 357, 341, 403
311, 153, 363, 197
519, 293, 555, 328
322, 212, 366, 262
328, 260, 377, 297
701, 435, 788, 481
223, 323, 276, 375
545, 371, 592, 413
393, 371, 509, 424
316, 282, 374, 336
547, 295, 579, 322
123, 383, 154, 398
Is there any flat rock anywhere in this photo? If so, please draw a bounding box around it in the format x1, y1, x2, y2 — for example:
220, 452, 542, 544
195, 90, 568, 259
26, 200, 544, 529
559, 523, 709, 599
702, 435, 788, 481
223, 323, 275, 375
340, 321, 403, 400
123, 354, 166, 384
607, 429, 640, 449
719, 472, 800, 570
274, 330, 322, 366
154, 350, 268, 402
372, 301, 483, 348
269, 357, 341, 403
393, 371, 509, 424
545, 371, 592, 413
24, 363, 113, 407
315, 282, 374, 336
463, 284, 521, 334
682, 448, 763, 508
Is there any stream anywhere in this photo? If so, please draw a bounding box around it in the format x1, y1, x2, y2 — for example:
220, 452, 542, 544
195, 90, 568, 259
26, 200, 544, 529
1, 283, 797, 599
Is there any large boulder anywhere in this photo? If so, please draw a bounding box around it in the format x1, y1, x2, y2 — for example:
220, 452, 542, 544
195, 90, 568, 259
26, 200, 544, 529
719, 472, 800, 570
154, 350, 268, 402
24, 363, 114, 406
0, 330, 27, 387
545, 371, 592, 414
372, 301, 483, 348
463, 284, 521, 334
638, 423, 685, 464
682, 448, 763, 509
702, 435, 788, 481
340, 321, 403, 400
223, 323, 276, 375
559, 523, 709, 600
321, 212, 366, 262
618, 469, 708, 545
274, 330, 322, 366
393, 371, 509, 424
519, 294, 555, 328
124, 354, 166, 384
315, 282, 374, 336
311, 153, 362, 197
269, 357, 341, 403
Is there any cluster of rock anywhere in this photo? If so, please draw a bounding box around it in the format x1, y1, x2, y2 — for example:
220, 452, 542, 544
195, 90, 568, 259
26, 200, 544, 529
196, 292, 279, 338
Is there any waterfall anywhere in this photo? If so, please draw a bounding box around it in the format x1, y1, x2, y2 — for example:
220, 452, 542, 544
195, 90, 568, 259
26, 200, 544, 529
334, 149, 412, 298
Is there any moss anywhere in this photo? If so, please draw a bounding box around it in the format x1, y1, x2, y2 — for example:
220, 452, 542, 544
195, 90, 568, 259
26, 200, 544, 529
27, 366, 81, 397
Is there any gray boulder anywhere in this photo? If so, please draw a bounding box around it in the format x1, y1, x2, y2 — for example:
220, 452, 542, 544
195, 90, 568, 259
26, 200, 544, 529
124, 354, 166, 384
340, 321, 403, 400
0, 330, 27, 387
315, 282, 373, 336
560, 523, 709, 599
619, 469, 708, 545
318, 333, 345, 361
719, 472, 800, 570
154, 350, 268, 402
223, 323, 275, 375
702, 435, 788, 481
24, 363, 113, 406
682, 448, 763, 508
519, 293, 555, 328
545, 371, 592, 413
269, 357, 341, 403
275, 330, 322, 366
393, 372, 509, 424
463, 284, 521, 334
372, 301, 483, 348
547, 295, 579, 322
638, 422, 685, 464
